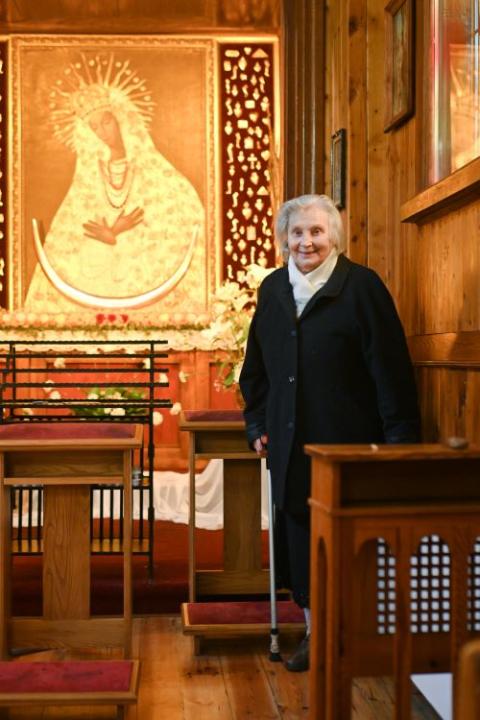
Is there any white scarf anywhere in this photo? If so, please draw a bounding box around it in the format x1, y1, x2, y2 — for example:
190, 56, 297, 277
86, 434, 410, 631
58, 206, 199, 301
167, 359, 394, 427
288, 248, 339, 317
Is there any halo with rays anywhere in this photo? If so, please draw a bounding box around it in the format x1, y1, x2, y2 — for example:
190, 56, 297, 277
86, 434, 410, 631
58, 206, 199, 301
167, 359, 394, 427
48, 53, 156, 150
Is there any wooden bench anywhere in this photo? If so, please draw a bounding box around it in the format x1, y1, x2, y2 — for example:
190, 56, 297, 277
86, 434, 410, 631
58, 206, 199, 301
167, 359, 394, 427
457, 639, 480, 720
0, 659, 140, 719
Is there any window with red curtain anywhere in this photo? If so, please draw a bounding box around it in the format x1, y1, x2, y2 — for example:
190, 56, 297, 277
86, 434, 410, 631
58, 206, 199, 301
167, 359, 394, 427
428, 0, 480, 184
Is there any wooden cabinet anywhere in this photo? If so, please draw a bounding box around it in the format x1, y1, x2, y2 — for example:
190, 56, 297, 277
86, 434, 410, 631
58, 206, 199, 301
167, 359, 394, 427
307, 443, 480, 720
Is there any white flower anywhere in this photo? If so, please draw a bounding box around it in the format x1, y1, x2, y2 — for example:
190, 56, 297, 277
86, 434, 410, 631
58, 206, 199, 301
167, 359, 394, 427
178, 371, 189, 383
152, 411, 164, 426
158, 372, 169, 384
170, 402, 182, 416
103, 407, 113, 415
107, 391, 122, 400
111, 407, 126, 417
87, 392, 99, 400
53, 357, 66, 368
43, 380, 54, 394
233, 363, 242, 383
233, 292, 251, 312
142, 358, 151, 369
49, 390, 62, 400
245, 263, 275, 289
214, 281, 240, 302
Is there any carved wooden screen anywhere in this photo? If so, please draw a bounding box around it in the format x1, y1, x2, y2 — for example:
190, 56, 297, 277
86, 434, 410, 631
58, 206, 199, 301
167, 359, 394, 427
219, 41, 278, 284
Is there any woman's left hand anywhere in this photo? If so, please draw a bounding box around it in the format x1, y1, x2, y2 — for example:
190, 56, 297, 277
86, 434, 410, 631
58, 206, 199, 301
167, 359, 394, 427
83, 218, 117, 245
112, 207, 144, 236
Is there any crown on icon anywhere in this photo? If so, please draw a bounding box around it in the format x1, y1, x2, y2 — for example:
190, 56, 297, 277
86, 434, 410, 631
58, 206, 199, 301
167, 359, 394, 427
70, 84, 111, 119
49, 53, 155, 150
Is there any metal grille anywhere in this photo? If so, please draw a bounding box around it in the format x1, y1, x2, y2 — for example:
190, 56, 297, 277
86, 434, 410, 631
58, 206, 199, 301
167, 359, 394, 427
410, 534, 450, 634
376, 539, 397, 635
467, 538, 480, 631
1, 339, 171, 576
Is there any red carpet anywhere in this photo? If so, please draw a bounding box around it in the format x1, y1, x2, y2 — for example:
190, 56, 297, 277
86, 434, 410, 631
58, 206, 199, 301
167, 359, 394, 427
12, 521, 270, 616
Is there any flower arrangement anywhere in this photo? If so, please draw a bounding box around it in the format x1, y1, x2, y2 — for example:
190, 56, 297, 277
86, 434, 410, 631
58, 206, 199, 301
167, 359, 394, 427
201, 263, 275, 390
71, 386, 147, 418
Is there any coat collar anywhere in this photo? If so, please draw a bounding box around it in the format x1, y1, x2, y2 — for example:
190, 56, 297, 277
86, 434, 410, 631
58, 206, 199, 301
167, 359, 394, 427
272, 253, 351, 322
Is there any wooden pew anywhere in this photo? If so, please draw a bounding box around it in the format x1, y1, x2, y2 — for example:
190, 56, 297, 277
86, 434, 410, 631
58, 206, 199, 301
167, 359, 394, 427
457, 638, 480, 720
306, 443, 480, 720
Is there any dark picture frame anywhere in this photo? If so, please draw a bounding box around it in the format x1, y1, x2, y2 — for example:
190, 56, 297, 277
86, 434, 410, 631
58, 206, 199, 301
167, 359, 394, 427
384, 0, 414, 132
330, 129, 346, 209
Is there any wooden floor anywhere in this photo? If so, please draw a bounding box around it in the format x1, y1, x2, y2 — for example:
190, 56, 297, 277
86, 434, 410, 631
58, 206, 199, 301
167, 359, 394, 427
3, 616, 441, 719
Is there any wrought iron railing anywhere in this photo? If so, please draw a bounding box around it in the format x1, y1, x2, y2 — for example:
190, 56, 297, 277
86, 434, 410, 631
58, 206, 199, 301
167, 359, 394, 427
0, 339, 172, 576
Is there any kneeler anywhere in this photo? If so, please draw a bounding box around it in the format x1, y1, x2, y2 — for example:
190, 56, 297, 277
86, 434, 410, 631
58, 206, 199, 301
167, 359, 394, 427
179, 410, 306, 653
182, 600, 305, 653
0, 659, 139, 719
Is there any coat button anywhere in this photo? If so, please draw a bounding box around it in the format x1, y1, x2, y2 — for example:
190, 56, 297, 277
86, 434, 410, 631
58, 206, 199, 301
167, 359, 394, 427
288, 376, 295, 383
287, 421, 294, 429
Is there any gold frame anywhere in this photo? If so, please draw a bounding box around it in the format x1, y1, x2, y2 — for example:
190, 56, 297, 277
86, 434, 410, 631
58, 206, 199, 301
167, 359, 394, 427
8, 35, 217, 323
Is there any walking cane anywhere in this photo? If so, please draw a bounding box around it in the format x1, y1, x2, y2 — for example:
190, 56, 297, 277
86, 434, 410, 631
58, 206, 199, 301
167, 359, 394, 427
267, 461, 282, 661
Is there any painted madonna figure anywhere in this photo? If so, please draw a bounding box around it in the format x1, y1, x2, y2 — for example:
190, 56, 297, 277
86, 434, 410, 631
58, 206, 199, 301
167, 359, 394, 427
25, 55, 205, 311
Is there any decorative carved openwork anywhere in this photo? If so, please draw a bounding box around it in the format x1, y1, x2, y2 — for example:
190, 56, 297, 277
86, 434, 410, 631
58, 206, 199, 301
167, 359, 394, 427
219, 41, 278, 284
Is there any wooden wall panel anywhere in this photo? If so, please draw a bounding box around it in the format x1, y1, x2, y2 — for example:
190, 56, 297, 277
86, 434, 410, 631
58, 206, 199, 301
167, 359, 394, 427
0, 0, 280, 33
322, 0, 480, 444
347, 0, 367, 265
283, 0, 325, 198
416, 366, 480, 444
415, 202, 480, 335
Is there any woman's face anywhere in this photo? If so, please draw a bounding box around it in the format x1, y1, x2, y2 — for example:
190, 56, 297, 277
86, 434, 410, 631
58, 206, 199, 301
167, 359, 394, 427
286, 205, 334, 274
88, 109, 123, 150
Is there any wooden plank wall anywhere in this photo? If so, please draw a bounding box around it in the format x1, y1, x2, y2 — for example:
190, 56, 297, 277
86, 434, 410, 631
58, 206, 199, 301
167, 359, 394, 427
323, 0, 480, 444
0, 0, 281, 33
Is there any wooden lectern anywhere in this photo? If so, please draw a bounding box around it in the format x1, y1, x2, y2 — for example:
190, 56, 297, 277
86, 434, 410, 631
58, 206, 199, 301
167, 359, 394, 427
0, 423, 143, 658
306, 443, 480, 720
179, 411, 308, 646
179, 410, 268, 600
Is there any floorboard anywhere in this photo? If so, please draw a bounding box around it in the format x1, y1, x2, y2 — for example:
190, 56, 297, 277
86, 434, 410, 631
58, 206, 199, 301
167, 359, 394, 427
4, 616, 442, 719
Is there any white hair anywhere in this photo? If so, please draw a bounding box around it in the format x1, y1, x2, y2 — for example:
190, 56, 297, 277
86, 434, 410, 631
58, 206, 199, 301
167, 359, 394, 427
275, 194, 346, 259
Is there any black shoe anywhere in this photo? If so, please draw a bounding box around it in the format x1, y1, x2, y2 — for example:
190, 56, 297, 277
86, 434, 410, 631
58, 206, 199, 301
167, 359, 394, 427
285, 634, 309, 672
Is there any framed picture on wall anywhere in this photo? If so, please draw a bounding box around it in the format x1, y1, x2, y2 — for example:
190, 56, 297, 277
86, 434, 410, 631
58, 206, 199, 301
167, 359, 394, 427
8, 35, 216, 324
330, 129, 346, 209
384, 0, 414, 132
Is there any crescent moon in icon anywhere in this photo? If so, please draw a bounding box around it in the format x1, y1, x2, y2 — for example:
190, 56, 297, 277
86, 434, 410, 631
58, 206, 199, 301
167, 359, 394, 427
32, 218, 198, 309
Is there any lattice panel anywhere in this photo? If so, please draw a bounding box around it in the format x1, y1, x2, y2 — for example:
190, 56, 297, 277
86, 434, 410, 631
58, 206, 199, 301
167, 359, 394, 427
376, 539, 397, 635
220, 42, 277, 284
410, 535, 451, 634
467, 537, 480, 631
0, 42, 6, 308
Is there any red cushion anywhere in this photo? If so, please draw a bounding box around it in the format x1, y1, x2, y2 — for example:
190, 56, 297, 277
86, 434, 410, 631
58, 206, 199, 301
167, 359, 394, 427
0, 660, 133, 693
186, 600, 304, 625
183, 410, 244, 423
0, 423, 137, 441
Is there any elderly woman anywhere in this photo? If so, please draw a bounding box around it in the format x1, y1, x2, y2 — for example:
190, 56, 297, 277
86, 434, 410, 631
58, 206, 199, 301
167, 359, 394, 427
239, 194, 420, 672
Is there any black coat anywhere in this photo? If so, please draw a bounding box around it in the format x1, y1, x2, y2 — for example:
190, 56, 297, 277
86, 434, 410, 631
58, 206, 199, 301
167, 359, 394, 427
240, 253, 420, 513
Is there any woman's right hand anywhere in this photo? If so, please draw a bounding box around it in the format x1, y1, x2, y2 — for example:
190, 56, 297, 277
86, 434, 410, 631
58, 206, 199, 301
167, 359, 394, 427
253, 434, 268, 457
83, 207, 144, 245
